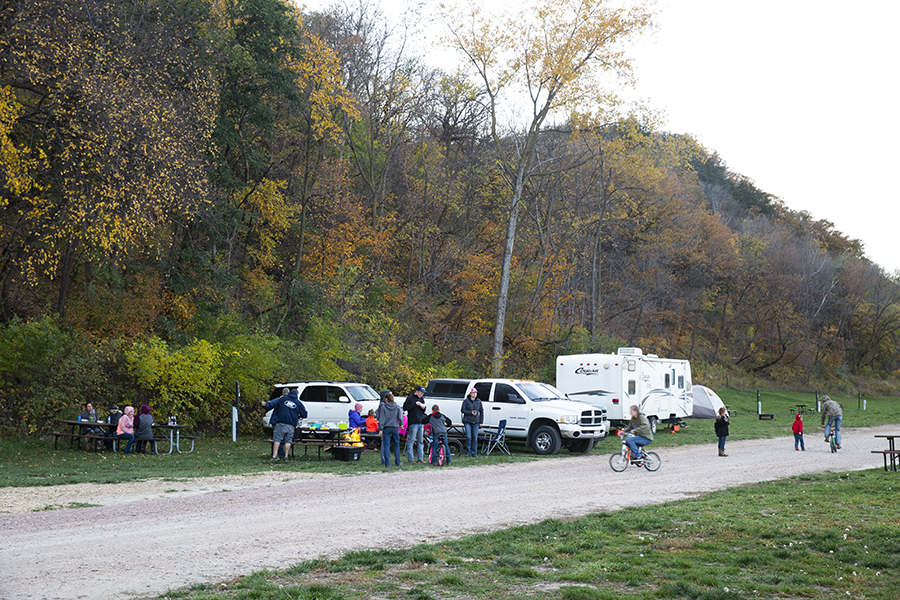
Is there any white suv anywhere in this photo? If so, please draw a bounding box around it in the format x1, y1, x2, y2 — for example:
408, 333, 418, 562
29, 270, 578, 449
262, 381, 382, 427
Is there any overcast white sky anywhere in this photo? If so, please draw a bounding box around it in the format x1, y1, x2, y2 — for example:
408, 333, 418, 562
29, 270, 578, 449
305, 0, 900, 273
626, 0, 900, 274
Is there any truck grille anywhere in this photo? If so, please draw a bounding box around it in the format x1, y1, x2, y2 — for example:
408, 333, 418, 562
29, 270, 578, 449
579, 409, 606, 426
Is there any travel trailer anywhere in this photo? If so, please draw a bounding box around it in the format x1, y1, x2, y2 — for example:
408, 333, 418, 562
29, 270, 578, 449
556, 348, 692, 432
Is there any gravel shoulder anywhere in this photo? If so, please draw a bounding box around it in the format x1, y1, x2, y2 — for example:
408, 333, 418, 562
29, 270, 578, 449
1, 425, 895, 600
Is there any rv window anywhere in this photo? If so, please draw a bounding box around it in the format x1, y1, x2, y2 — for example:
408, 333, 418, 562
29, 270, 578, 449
665, 374, 670, 388
678, 376, 684, 389
628, 380, 635, 394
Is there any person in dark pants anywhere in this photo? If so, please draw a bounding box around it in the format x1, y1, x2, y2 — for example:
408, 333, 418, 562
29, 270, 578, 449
715, 406, 730, 457
403, 385, 428, 463
427, 404, 452, 465
376, 390, 402, 467
134, 404, 157, 454
103, 404, 123, 451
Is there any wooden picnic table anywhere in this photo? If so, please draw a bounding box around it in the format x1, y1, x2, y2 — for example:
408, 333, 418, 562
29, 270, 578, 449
872, 434, 900, 471
53, 419, 113, 450
267, 426, 358, 460
54, 420, 195, 454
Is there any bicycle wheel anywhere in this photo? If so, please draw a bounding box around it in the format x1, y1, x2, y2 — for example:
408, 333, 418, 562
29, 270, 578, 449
643, 451, 661, 471
610, 452, 628, 472
830, 436, 837, 453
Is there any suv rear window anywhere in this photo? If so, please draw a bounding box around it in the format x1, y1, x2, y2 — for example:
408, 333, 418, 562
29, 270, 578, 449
429, 381, 469, 397
300, 385, 344, 403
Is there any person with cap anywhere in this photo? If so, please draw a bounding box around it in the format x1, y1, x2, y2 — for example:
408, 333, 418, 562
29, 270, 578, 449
820, 395, 842, 449
348, 402, 366, 430
261, 387, 307, 462
460, 387, 483, 457
376, 390, 402, 467
103, 404, 123, 451
403, 385, 428, 463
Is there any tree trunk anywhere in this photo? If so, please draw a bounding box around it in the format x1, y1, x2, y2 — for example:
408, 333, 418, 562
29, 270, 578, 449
491, 169, 527, 376
55, 242, 76, 318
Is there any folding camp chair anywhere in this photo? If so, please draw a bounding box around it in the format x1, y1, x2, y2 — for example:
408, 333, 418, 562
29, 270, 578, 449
479, 419, 510, 456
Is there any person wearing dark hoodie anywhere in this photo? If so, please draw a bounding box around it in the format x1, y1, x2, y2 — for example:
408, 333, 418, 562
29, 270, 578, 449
134, 404, 156, 454
262, 388, 307, 462
427, 404, 453, 466
376, 390, 402, 467
103, 404, 123, 451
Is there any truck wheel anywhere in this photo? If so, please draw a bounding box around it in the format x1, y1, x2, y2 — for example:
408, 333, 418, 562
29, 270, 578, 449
648, 416, 658, 434
565, 439, 595, 453
532, 425, 562, 455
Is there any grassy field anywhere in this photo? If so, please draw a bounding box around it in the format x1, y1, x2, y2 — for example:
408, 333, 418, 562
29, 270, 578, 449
2, 390, 897, 488
4, 390, 899, 599
161, 469, 900, 600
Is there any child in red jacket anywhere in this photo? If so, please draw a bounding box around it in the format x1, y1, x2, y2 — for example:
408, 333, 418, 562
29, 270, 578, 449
792, 413, 805, 451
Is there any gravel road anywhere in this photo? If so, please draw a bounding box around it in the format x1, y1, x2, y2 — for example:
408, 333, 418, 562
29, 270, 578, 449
1, 425, 895, 600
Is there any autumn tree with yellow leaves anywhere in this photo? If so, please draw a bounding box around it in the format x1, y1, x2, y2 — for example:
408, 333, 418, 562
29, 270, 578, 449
442, 0, 656, 374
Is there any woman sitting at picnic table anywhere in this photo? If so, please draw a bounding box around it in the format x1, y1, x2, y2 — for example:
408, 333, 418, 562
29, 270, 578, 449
115, 406, 135, 455
134, 404, 157, 454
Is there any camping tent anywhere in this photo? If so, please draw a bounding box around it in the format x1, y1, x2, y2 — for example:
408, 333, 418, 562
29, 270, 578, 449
692, 385, 725, 418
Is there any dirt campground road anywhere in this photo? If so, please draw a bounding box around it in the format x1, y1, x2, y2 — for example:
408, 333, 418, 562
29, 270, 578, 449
2, 424, 897, 600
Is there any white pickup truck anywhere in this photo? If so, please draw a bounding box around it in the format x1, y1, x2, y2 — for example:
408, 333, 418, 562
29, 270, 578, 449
424, 378, 608, 455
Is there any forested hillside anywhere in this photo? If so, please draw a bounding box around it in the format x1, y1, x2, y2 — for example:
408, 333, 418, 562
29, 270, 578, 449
1, 0, 897, 434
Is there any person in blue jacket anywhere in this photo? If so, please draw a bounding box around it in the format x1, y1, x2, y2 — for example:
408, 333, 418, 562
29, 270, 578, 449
262, 388, 307, 462
348, 402, 366, 430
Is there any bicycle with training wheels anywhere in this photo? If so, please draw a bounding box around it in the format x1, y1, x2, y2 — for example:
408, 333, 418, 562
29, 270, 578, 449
610, 430, 660, 472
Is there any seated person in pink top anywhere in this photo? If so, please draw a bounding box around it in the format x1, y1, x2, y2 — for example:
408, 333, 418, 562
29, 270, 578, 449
115, 406, 135, 454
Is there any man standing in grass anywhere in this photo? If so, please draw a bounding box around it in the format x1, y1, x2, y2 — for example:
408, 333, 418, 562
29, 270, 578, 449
820, 395, 842, 449
262, 388, 307, 462
403, 385, 428, 463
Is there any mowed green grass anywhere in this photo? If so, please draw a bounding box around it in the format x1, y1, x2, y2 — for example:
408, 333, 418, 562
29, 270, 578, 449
2, 390, 897, 487
4, 391, 899, 599
163, 469, 900, 600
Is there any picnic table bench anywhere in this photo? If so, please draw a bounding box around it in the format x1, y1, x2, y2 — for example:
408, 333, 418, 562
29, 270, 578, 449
873, 435, 900, 472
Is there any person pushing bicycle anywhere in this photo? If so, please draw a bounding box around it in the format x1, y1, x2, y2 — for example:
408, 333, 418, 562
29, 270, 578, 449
625, 405, 654, 464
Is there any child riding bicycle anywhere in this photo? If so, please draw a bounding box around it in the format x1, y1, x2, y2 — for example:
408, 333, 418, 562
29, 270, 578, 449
625, 405, 654, 463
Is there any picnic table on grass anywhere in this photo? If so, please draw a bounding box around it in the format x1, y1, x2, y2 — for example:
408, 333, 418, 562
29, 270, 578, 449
53, 419, 196, 454
872, 434, 900, 471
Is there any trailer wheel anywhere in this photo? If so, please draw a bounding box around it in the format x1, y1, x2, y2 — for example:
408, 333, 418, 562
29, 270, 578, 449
532, 425, 562, 455
565, 439, 595, 453
648, 416, 658, 434
448, 438, 463, 457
